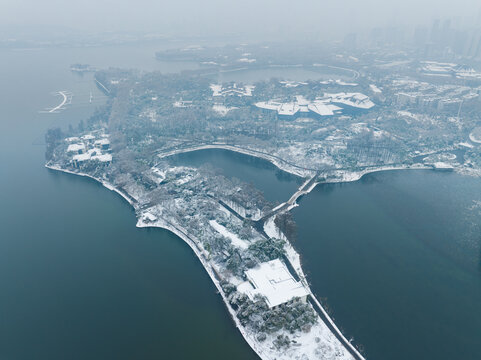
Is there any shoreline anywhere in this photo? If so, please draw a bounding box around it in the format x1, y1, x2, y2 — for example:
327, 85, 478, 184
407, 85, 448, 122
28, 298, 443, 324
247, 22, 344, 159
157, 143, 316, 178
46, 163, 269, 359
47, 152, 437, 360
46, 161, 365, 359
47, 162, 365, 359
157, 142, 432, 184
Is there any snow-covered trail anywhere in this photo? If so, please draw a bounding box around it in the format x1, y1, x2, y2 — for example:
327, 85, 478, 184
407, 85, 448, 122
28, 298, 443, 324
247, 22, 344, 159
48, 91, 68, 113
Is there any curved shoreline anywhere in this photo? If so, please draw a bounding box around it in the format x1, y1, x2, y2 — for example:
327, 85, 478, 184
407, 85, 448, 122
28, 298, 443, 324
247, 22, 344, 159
157, 143, 431, 181
158, 143, 316, 177
46, 163, 270, 359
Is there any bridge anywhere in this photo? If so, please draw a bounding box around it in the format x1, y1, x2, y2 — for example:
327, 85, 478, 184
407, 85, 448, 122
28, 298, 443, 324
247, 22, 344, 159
257, 172, 321, 223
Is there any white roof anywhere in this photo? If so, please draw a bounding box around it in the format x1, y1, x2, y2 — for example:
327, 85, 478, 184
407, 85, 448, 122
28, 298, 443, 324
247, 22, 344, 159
67, 143, 85, 152
65, 137, 80, 143
72, 153, 91, 162
82, 134, 95, 140
210, 84, 254, 97
370, 84, 382, 94
255, 101, 282, 111
308, 102, 334, 116
94, 138, 110, 146
91, 154, 112, 162
142, 212, 158, 222
327, 92, 375, 110
278, 102, 299, 116
240, 259, 309, 308
295, 95, 309, 106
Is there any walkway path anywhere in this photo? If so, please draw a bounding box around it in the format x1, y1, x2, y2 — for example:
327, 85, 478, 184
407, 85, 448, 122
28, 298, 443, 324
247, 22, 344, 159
48, 91, 69, 113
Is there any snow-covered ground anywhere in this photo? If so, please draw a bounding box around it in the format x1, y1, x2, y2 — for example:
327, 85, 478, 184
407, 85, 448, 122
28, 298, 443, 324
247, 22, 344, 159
209, 220, 249, 249
469, 128, 481, 144
213, 104, 238, 116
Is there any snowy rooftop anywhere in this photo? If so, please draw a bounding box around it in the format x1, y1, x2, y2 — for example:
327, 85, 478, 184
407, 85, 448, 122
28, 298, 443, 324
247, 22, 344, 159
327, 92, 375, 110
94, 138, 110, 146
210, 84, 254, 97
239, 259, 309, 308
370, 84, 382, 94
91, 154, 112, 162
67, 143, 86, 152
255, 101, 282, 111
256, 96, 350, 117
308, 103, 333, 116
65, 137, 80, 143
279, 80, 308, 88
278, 102, 299, 116
72, 153, 91, 162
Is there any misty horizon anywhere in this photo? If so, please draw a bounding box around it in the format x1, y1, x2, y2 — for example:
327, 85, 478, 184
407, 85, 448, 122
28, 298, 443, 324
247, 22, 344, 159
2, 0, 481, 42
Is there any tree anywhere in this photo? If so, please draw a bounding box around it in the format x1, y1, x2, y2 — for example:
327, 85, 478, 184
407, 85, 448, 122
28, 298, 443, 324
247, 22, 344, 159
274, 212, 297, 241
45, 128, 63, 161
248, 238, 286, 262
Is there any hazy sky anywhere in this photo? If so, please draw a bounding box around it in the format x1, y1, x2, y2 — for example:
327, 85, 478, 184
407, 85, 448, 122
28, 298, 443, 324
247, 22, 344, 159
3, 0, 481, 40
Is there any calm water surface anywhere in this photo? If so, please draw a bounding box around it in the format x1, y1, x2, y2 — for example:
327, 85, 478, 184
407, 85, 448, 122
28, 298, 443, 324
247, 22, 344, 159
0, 45, 258, 360
168, 149, 301, 204
292, 170, 481, 360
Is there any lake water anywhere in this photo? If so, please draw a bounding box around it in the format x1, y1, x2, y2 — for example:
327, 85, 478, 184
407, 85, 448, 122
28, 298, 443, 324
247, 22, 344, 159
167, 149, 301, 204
292, 170, 481, 360
166, 149, 481, 360
0, 44, 258, 360
2, 43, 481, 360
215, 65, 352, 83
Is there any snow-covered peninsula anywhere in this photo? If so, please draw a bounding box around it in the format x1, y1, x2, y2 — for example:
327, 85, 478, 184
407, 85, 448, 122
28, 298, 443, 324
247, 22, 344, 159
44, 50, 481, 359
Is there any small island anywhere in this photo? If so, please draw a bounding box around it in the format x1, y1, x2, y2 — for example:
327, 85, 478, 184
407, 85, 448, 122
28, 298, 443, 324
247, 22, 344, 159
70, 63, 96, 73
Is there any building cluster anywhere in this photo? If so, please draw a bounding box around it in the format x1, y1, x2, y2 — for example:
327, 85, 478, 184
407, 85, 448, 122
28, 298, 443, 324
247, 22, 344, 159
256, 92, 375, 119
65, 133, 111, 168
394, 78, 481, 112
419, 61, 481, 80
237, 259, 309, 308
210, 83, 255, 97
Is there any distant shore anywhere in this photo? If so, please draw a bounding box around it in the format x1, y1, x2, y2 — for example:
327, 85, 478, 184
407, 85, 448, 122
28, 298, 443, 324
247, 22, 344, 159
157, 143, 432, 183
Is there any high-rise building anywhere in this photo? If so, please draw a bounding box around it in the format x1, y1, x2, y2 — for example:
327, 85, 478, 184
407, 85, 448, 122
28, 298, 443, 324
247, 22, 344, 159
430, 19, 441, 44
414, 26, 429, 47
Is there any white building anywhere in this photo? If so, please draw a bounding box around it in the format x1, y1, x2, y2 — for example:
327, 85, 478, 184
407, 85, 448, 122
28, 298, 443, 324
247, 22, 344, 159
237, 259, 309, 308
255, 93, 370, 119
210, 84, 255, 97
94, 138, 110, 150
72, 153, 91, 167
326, 92, 375, 110
67, 143, 86, 154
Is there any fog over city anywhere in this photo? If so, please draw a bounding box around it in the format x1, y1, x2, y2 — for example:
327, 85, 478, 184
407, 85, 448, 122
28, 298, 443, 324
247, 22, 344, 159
2, 0, 481, 41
